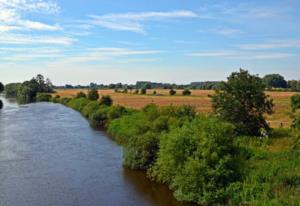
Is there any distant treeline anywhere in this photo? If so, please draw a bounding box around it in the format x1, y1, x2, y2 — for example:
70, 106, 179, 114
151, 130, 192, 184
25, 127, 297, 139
56, 73, 300, 91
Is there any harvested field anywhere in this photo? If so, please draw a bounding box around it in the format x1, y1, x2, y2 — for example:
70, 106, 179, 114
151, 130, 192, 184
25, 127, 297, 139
55, 89, 299, 128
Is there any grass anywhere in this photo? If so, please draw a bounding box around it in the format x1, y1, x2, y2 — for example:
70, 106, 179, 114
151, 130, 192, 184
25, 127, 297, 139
55, 89, 300, 128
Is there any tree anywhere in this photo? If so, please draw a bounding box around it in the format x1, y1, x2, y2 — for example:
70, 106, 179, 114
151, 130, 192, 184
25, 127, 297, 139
76, 91, 87, 98
211, 69, 273, 136
0, 82, 4, 93
100, 95, 113, 106
291, 94, 300, 112
182, 89, 191, 96
169, 89, 176, 96
141, 88, 147, 95
87, 88, 99, 100
263, 74, 287, 89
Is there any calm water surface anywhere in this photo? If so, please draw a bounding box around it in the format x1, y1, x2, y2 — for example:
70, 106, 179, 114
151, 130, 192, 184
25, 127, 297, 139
0, 97, 191, 206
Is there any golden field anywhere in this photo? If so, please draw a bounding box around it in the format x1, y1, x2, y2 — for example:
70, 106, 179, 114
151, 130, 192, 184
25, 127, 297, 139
55, 89, 299, 128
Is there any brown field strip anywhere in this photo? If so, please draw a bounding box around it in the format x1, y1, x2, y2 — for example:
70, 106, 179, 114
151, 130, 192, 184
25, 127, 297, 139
55, 89, 300, 128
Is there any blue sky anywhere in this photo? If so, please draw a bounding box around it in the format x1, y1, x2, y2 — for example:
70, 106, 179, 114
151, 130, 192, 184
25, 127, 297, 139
0, 0, 300, 85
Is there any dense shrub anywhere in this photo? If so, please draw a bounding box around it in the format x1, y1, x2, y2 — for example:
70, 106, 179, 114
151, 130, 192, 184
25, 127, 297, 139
90, 106, 110, 128
67, 97, 90, 112
52, 95, 60, 103
141, 88, 147, 95
169, 89, 176, 96
36, 93, 52, 102
150, 116, 240, 205
87, 88, 99, 100
4, 83, 21, 98
107, 105, 130, 121
60, 97, 71, 105
100, 95, 113, 106
182, 89, 191, 96
291, 94, 300, 112
76, 91, 87, 98
82, 101, 100, 118
108, 104, 197, 170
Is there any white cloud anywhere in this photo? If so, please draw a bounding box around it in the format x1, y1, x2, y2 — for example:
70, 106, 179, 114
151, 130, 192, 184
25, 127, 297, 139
215, 28, 243, 36
0, 34, 76, 45
239, 39, 300, 50
187, 51, 296, 60
89, 10, 198, 33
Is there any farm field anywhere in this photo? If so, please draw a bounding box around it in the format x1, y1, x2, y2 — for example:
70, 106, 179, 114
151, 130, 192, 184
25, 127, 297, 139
55, 89, 299, 128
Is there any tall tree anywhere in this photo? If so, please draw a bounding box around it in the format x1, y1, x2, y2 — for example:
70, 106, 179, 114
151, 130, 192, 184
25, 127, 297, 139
211, 69, 274, 136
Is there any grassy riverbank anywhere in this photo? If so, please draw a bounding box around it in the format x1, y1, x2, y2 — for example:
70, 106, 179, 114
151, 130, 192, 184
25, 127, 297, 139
46, 95, 300, 205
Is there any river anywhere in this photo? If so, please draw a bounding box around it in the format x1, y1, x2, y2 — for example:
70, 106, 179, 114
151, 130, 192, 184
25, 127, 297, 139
0, 97, 191, 206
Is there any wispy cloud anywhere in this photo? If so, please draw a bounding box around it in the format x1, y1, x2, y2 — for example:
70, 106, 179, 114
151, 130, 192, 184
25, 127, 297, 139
214, 28, 243, 36
239, 39, 300, 50
89, 10, 198, 33
0, 34, 76, 45
187, 51, 296, 60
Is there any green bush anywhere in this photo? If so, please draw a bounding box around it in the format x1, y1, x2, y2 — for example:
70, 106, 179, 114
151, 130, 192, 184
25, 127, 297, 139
291, 94, 300, 112
149, 116, 240, 205
60, 97, 71, 105
67, 97, 90, 112
90, 106, 110, 128
100, 95, 113, 106
182, 89, 191, 96
87, 88, 99, 100
169, 89, 176, 96
108, 105, 131, 121
36, 93, 52, 102
82, 101, 100, 118
76, 91, 87, 98
52, 95, 60, 103
141, 88, 147, 95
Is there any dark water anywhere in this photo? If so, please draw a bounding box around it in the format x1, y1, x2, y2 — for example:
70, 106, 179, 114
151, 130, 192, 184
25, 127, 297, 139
0, 97, 190, 206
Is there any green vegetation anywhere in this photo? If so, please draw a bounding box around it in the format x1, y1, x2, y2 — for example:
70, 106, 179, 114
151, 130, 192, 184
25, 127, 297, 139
182, 89, 191, 96
0, 82, 3, 109
8, 69, 299, 205
76, 91, 87, 98
263, 74, 287, 89
36, 93, 52, 102
4, 75, 53, 104
141, 88, 147, 95
211, 69, 274, 136
87, 88, 99, 100
169, 89, 176, 96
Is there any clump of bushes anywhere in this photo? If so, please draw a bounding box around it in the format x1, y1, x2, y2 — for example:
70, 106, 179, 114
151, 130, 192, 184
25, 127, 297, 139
87, 88, 99, 100
140, 88, 147, 95
36, 93, 52, 102
291, 94, 300, 112
182, 89, 191, 96
100, 95, 113, 106
76, 91, 87, 98
169, 89, 176, 96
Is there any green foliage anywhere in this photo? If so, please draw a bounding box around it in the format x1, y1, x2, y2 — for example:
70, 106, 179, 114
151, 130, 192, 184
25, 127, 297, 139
150, 116, 240, 205
211, 69, 274, 136
293, 117, 300, 131
169, 89, 176, 96
4, 83, 21, 98
52, 95, 60, 103
100, 95, 113, 106
60, 97, 71, 105
81, 101, 100, 118
141, 88, 147, 95
0, 82, 4, 93
182, 89, 191, 96
291, 94, 300, 112
87, 88, 99, 100
90, 106, 110, 128
67, 97, 90, 112
107, 105, 130, 120
36, 93, 52, 102
263, 74, 287, 89
108, 104, 196, 170
76, 91, 87, 98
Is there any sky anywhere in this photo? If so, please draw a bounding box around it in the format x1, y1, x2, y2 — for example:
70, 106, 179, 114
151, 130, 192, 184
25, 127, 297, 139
0, 0, 300, 85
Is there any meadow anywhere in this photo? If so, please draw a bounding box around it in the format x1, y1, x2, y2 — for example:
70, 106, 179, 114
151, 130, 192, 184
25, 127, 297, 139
55, 89, 299, 128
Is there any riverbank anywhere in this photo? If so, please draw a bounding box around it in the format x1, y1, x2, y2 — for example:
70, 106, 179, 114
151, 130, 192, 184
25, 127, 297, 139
47, 95, 300, 205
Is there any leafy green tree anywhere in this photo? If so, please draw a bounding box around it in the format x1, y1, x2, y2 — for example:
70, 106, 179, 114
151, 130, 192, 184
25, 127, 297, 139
182, 89, 191, 96
87, 88, 99, 100
36, 93, 52, 102
291, 94, 300, 112
211, 69, 273, 136
0, 82, 4, 93
169, 89, 176, 96
263, 74, 287, 89
4, 83, 21, 98
17, 79, 39, 104
100, 95, 113, 106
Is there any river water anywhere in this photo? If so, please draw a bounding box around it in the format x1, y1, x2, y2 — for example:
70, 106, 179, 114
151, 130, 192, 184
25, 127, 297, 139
0, 97, 190, 206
